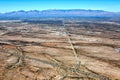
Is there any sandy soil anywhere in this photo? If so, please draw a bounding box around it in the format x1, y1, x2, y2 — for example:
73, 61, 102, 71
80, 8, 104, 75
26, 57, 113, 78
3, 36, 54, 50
0, 22, 120, 80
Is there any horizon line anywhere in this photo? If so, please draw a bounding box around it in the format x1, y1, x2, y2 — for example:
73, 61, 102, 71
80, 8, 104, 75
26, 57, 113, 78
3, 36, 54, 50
0, 9, 120, 13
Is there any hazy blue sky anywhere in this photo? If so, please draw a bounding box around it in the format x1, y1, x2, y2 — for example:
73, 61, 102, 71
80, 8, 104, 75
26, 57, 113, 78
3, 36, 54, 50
0, 0, 120, 12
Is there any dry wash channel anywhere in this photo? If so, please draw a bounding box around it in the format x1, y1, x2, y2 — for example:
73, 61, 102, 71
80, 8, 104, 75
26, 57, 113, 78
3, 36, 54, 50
0, 21, 120, 80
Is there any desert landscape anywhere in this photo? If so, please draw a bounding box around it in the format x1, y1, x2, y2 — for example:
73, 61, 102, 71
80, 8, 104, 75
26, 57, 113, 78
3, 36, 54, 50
0, 19, 120, 80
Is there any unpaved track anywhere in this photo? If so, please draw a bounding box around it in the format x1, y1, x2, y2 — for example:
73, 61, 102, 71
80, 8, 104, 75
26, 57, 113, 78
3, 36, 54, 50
62, 22, 109, 80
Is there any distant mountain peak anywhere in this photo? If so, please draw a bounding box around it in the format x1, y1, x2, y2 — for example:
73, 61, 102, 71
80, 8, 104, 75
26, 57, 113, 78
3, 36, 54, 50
0, 9, 119, 19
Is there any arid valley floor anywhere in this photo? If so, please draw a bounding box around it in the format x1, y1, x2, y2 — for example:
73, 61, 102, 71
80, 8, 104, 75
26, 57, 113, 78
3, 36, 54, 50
0, 20, 120, 80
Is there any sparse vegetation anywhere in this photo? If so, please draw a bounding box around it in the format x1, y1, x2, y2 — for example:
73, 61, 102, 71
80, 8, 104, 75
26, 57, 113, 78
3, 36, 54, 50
0, 19, 120, 80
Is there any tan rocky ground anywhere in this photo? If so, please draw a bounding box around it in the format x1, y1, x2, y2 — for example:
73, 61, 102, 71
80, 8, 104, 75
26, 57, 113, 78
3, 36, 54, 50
0, 21, 120, 80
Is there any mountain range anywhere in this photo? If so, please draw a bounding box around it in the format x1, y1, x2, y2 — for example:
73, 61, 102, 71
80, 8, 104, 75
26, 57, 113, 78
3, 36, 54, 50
0, 9, 120, 19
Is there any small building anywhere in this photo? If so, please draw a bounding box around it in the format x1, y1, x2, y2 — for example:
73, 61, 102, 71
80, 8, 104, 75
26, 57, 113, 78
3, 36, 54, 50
115, 48, 120, 53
